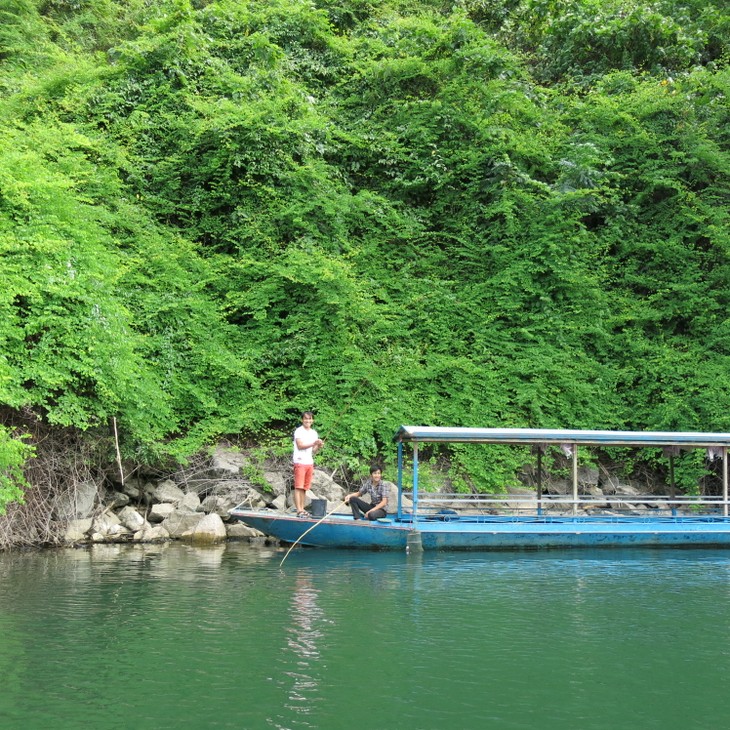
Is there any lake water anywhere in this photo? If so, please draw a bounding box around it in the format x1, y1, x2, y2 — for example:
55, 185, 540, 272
1, 543, 729, 730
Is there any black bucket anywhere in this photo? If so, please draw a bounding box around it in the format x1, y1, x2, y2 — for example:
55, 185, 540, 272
310, 499, 327, 518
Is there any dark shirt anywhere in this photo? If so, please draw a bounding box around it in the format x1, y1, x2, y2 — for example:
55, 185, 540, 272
358, 479, 388, 513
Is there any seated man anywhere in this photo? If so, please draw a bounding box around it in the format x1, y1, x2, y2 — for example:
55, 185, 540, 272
345, 466, 388, 521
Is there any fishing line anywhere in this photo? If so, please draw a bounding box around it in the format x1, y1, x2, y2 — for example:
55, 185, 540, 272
279, 499, 347, 567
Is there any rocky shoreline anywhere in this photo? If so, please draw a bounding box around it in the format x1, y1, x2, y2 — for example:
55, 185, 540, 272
61, 446, 356, 547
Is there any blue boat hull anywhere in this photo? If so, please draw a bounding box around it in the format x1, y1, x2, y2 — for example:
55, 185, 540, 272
229, 510, 730, 550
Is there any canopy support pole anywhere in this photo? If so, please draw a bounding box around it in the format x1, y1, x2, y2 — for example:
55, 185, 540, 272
572, 444, 578, 516
397, 441, 403, 520
722, 446, 727, 517
408, 442, 423, 551
412, 442, 419, 523
537, 448, 543, 516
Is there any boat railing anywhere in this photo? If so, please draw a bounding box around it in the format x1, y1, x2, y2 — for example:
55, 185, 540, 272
400, 492, 730, 516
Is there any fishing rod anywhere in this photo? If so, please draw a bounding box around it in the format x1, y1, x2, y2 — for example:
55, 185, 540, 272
279, 499, 347, 567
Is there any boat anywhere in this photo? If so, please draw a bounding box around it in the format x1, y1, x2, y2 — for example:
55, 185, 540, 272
229, 426, 730, 550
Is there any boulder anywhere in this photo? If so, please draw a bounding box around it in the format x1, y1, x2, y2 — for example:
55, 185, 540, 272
153, 480, 185, 504
133, 525, 170, 543
88, 513, 130, 540
106, 523, 131, 538
121, 478, 145, 500
190, 513, 227, 544
384, 481, 412, 510
211, 446, 247, 476
505, 486, 538, 513
117, 506, 149, 532
310, 470, 346, 502
261, 469, 288, 498
90, 511, 121, 537
578, 467, 599, 488
53, 481, 99, 519
270, 494, 287, 512
64, 518, 93, 544
149, 503, 175, 523
108, 491, 130, 509
224, 485, 268, 510
199, 495, 230, 516
545, 478, 570, 495
161, 511, 203, 538
226, 522, 264, 539
613, 484, 642, 496
178, 491, 201, 513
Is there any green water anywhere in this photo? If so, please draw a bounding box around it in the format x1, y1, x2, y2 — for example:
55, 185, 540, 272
1, 544, 729, 730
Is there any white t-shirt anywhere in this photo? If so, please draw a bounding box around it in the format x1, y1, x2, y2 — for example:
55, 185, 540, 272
293, 425, 319, 465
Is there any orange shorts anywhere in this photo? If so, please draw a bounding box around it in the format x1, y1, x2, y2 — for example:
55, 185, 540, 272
293, 463, 314, 490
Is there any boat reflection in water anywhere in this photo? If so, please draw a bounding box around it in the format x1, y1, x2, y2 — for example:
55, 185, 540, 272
280, 571, 325, 721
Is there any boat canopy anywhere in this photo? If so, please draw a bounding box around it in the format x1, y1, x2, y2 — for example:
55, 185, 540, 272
393, 426, 730, 449
393, 426, 730, 519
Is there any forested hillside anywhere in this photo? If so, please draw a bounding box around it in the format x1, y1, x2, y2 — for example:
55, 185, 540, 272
1, 0, 729, 515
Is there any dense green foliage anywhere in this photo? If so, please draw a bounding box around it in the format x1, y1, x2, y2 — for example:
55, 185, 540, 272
1, 0, 729, 500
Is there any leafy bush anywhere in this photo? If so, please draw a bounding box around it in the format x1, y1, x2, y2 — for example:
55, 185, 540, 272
0, 426, 32, 515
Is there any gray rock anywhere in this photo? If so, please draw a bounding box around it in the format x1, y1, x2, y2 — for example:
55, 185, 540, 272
613, 484, 641, 496
90, 512, 121, 537
178, 491, 201, 512
149, 503, 175, 523
226, 485, 268, 510
53, 481, 99, 519
117, 506, 148, 532
108, 491, 130, 509
545, 478, 570, 495
153, 480, 186, 504
199, 495, 230, 516
310, 470, 346, 502
578, 467, 599, 487
133, 525, 170, 543
262, 470, 288, 497
64, 518, 93, 543
384, 481, 412, 510
271, 494, 287, 512
121, 478, 145, 500
211, 446, 247, 476
106, 523, 131, 537
190, 513, 227, 544
161, 511, 203, 538
226, 522, 264, 539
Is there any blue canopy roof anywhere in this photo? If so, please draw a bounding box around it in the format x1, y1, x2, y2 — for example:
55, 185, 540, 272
393, 426, 730, 448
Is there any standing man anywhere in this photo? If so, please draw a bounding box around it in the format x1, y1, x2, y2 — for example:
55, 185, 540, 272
345, 465, 388, 521
292, 411, 323, 518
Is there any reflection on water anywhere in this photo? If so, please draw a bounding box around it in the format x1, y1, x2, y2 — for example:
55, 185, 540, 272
279, 571, 325, 724
2, 544, 730, 730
